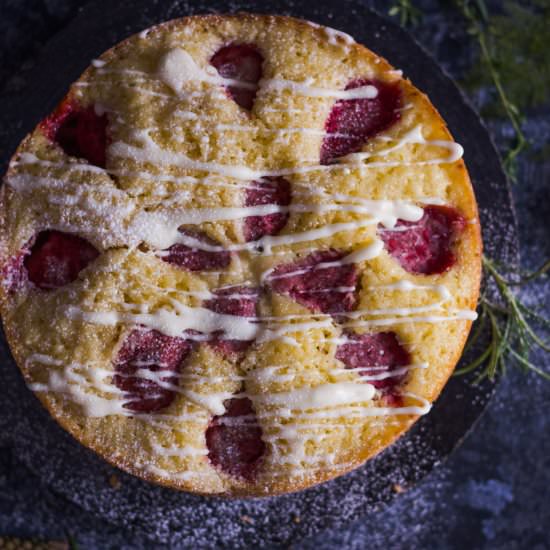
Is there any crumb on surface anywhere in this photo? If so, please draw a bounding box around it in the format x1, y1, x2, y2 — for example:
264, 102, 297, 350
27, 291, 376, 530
108, 474, 121, 489
393, 483, 405, 494
240, 515, 254, 524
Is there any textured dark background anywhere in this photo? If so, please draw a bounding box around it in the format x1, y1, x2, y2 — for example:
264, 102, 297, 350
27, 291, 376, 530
0, 0, 549, 548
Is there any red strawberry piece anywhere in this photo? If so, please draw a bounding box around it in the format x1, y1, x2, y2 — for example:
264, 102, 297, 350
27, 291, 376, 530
1, 249, 29, 294
204, 286, 259, 354
383, 393, 405, 407
23, 230, 99, 290
206, 397, 265, 480
41, 100, 108, 167
244, 177, 292, 242
320, 78, 402, 165
268, 249, 358, 314
204, 285, 258, 317
40, 98, 74, 141
113, 329, 193, 413
379, 205, 466, 275
210, 44, 263, 110
161, 229, 231, 272
335, 331, 411, 391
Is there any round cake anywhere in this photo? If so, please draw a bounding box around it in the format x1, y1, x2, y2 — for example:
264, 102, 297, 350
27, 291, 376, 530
0, 14, 481, 496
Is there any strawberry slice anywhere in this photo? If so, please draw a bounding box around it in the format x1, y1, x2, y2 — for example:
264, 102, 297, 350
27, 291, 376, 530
161, 229, 231, 272
244, 177, 292, 242
320, 78, 402, 165
113, 329, 193, 413
24, 230, 99, 290
335, 331, 410, 391
204, 286, 259, 354
206, 397, 265, 480
210, 44, 263, 110
267, 249, 358, 314
379, 205, 466, 275
41, 100, 108, 167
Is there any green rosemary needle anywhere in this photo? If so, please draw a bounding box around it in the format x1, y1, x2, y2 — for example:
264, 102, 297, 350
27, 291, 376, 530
455, 255, 550, 383
388, 0, 422, 27
454, 0, 528, 180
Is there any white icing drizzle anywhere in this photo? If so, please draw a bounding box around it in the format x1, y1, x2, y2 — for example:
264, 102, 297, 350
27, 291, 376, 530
322, 26, 356, 47
368, 279, 451, 301
58, 286, 475, 349
257, 389, 430, 472
27, 352, 427, 409
64, 302, 260, 341
255, 381, 376, 409
10, 169, 433, 258
146, 464, 202, 481
12, 152, 105, 174
343, 124, 464, 166
344, 310, 478, 329
264, 393, 431, 422
327, 239, 384, 264
108, 124, 462, 184
13, 28, 477, 481
156, 48, 376, 100
257, 309, 476, 345
151, 442, 207, 458
261, 77, 378, 100
26, 354, 128, 417
181, 389, 234, 416
27, 349, 431, 476
126, 197, 422, 253
157, 48, 253, 96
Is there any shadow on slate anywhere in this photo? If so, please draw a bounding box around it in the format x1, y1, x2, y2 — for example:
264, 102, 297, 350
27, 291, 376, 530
0, 0, 518, 546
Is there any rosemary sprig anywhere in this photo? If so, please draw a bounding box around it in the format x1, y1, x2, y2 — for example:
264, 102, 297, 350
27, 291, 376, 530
388, 0, 422, 27
389, 0, 541, 179
386, 0, 550, 382
455, 256, 550, 383
386, 1, 550, 382
454, 0, 528, 180
464, 2, 550, 122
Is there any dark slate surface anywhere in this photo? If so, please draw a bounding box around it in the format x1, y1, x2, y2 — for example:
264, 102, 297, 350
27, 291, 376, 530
0, 0, 548, 548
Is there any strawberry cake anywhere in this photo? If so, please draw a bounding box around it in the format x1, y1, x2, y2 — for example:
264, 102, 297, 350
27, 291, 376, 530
0, 14, 481, 496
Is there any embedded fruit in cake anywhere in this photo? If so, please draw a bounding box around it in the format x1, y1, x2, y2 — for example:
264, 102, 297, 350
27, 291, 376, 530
379, 205, 466, 275
244, 177, 292, 242
205, 397, 265, 479
336, 331, 411, 390
41, 101, 108, 167
23, 230, 99, 290
204, 286, 259, 354
161, 229, 231, 271
268, 249, 358, 314
113, 329, 193, 413
320, 79, 402, 164
210, 44, 263, 109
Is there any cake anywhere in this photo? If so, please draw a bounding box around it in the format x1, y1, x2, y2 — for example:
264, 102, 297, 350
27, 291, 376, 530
0, 14, 482, 496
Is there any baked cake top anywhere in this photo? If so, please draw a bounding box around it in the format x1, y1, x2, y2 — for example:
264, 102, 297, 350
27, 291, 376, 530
0, 14, 481, 496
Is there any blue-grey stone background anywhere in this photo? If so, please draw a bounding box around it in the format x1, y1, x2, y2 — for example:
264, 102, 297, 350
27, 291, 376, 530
0, 0, 548, 548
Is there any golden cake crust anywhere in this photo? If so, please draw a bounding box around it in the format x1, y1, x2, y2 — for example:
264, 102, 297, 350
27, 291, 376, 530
0, 14, 481, 497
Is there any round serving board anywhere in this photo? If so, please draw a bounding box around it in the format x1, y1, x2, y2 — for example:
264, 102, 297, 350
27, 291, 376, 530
0, 0, 518, 546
